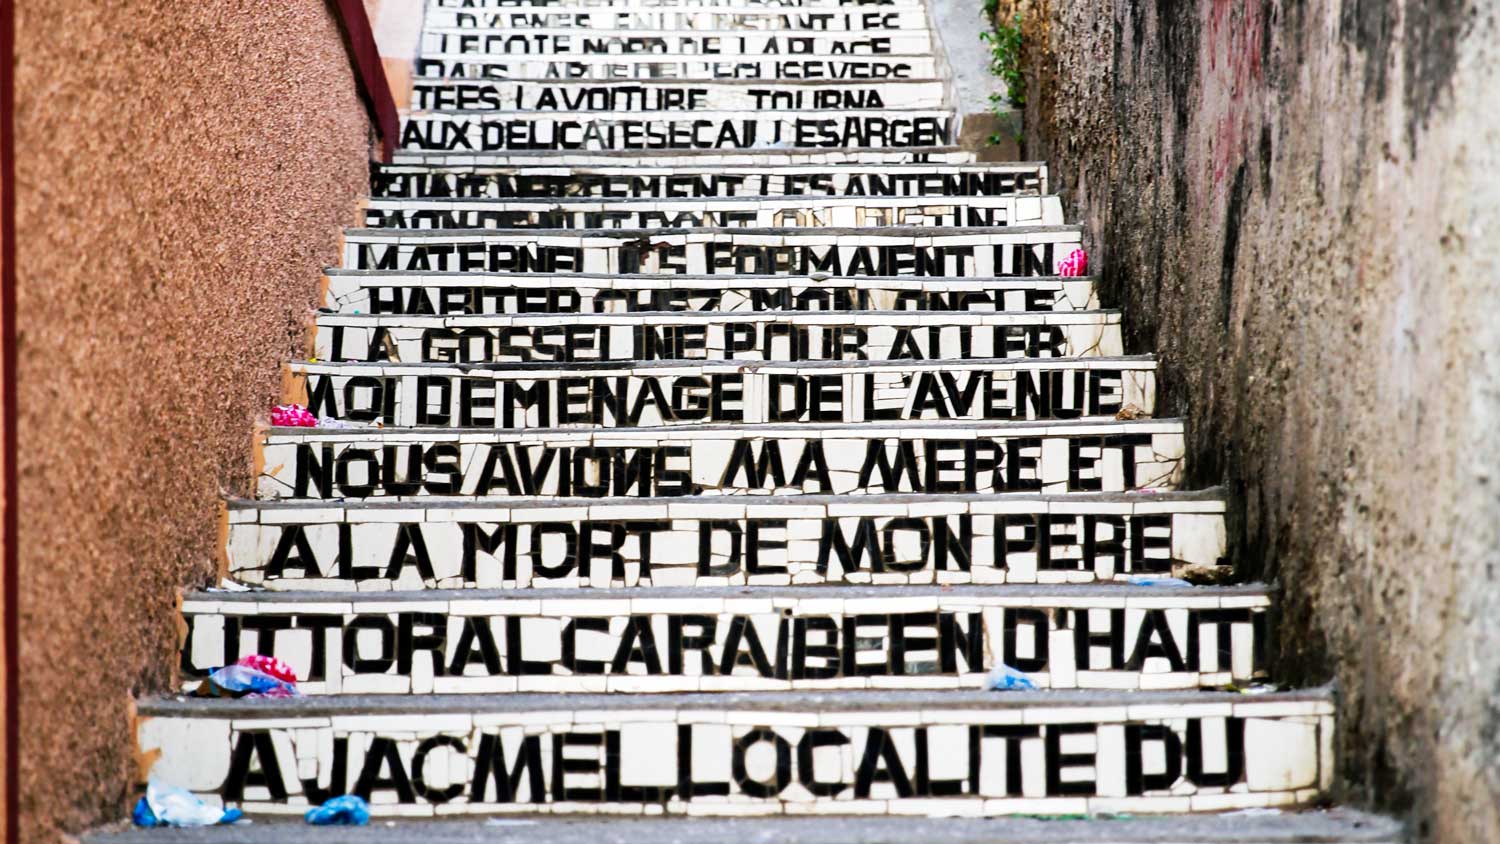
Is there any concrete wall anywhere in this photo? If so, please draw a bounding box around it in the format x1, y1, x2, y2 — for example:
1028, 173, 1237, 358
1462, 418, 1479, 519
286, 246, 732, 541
1000, 0, 1500, 840
13, 2, 374, 840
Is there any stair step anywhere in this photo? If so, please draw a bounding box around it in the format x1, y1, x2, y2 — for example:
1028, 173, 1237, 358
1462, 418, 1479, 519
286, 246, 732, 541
410, 79, 946, 113
289, 356, 1155, 428
398, 109, 955, 152
133, 688, 1333, 817
389, 147, 976, 166
370, 162, 1046, 200
223, 489, 1226, 590
419, 28, 934, 56
312, 309, 1117, 363
414, 54, 941, 81
341, 226, 1080, 277
79, 811, 1408, 844
179, 583, 1270, 695
425, 8, 930, 30
362, 194, 1061, 229
321, 272, 1097, 315
255, 418, 1181, 501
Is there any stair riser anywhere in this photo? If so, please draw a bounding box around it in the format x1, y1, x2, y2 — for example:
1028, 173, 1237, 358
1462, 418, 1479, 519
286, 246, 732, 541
312, 315, 1117, 363
370, 164, 1046, 199
178, 593, 1268, 694
256, 425, 1181, 500
362, 196, 1059, 230
322, 276, 1098, 316
410, 81, 945, 112
342, 229, 1080, 276
224, 498, 1225, 589
290, 361, 1154, 428
426, 9, 929, 30
419, 30, 933, 55
399, 111, 953, 152
414, 55, 939, 80
136, 699, 1333, 816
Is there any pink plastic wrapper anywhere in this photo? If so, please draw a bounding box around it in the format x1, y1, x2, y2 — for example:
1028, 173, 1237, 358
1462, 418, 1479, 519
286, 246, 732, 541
236, 654, 298, 684
1058, 248, 1089, 277
271, 403, 318, 427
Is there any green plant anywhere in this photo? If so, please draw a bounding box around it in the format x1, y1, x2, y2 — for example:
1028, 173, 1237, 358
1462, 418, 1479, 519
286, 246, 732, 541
981, 13, 1024, 109
980, 12, 1024, 146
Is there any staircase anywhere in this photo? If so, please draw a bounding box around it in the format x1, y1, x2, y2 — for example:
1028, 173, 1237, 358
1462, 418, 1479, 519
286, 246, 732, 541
105, 0, 1404, 840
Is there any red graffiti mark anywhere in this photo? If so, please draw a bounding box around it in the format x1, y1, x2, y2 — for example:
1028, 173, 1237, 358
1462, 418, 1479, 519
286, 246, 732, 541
1204, 0, 1265, 185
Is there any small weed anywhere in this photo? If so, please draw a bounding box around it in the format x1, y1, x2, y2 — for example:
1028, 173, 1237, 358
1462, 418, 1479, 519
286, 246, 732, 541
980, 11, 1024, 146
981, 13, 1024, 109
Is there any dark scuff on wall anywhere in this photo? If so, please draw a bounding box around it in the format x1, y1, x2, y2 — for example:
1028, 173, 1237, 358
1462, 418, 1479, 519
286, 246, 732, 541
998, 0, 1500, 841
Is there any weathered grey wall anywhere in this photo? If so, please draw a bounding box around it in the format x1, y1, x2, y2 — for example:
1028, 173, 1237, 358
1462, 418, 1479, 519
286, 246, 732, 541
1001, 0, 1500, 840
14, 2, 373, 841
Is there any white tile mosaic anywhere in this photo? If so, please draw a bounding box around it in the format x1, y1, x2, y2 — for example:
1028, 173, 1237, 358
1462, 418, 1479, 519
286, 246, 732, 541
289, 357, 1153, 428
309, 309, 1114, 365
180, 587, 1271, 694
322, 272, 1096, 318
224, 492, 1228, 589
135, 693, 1333, 816
254, 420, 1182, 501
363, 194, 1060, 231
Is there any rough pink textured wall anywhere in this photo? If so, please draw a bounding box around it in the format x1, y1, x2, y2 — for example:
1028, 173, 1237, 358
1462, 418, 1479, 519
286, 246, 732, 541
1004, 0, 1500, 840
13, 1, 373, 840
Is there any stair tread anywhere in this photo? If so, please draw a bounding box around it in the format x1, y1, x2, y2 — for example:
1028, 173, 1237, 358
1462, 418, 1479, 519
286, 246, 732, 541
326, 269, 1079, 279
390, 147, 973, 159
363, 194, 1059, 206
293, 353, 1150, 370
378, 159, 1046, 166
420, 0, 935, 5
263, 416, 1173, 435
230, 486, 1225, 509
137, 686, 1331, 716
373, 163, 1042, 177
314, 308, 1114, 321
411, 75, 949, 85
344, 223, 1078, 236
84, 811, 1404, 844
404, 108, 952, 115
185, 581, 1268, 602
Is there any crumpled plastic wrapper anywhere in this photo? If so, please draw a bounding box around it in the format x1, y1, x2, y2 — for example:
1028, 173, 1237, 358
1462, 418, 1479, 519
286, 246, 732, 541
1058, 248, 1089, 277
270, 403, 318, 427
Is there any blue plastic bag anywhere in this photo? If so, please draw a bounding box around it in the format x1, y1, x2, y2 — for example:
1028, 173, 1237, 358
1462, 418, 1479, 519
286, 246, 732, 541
305, 795, 371, 826
1128, 576, 1193, 587
985, 663, 1038, 691
132, 779, 243, 827
196, 664, 299, 698
131, 797, 155, 827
